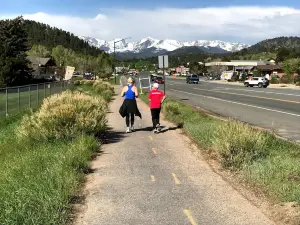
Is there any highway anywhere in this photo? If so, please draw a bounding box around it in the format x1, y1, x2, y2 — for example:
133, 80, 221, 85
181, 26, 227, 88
159, 77, 300, 142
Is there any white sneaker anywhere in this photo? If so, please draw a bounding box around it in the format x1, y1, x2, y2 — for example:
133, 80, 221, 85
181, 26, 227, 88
130, 126, 135, 132
126, 127, 130, 133
153, 128, 158, 133
156, 124, 161, 132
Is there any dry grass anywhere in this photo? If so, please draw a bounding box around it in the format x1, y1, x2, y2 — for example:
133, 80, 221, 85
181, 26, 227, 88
18, 90, 108, 141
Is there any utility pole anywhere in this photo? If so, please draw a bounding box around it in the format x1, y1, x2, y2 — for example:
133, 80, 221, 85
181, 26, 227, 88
113, 37, 131, 84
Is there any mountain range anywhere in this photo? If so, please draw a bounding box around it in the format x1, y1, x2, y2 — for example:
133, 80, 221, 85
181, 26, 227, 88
79, 36, 250, 59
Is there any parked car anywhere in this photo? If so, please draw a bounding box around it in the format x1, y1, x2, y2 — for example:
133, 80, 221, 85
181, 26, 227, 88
244, 77, 269, 88
154, 76, 165, 84
186, 74, 200, 84
151, 75, 158, 81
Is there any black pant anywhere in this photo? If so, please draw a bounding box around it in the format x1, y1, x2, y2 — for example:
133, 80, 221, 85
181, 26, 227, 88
151, 108, 161, 129
125, 113, 134, 127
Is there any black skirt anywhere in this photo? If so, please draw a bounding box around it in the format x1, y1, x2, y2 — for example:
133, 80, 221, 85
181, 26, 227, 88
119, 99, 142, 118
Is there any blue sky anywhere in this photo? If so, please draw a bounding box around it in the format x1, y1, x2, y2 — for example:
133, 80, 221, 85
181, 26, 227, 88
2, 0, 300, 15
2, 0, 300, 43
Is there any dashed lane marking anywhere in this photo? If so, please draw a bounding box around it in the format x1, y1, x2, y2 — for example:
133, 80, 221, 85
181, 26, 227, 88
151, 175, 155, 182
152, 148, 157, 154
184, 209, 198, 225
172, 173, 181, 184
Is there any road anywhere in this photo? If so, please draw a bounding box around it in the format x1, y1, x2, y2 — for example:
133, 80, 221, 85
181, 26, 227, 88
76, 89, 275, 225
162, 77, 300, 142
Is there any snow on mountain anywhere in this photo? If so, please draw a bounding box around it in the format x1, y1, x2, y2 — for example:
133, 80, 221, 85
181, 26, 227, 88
79, 36, 250, 54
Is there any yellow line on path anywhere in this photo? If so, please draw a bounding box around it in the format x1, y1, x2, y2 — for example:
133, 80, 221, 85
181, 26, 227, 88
172, 173, 181, 184
148, 136, 153, 141
194, 87, 300, 104
151, 175, 155, 182
152, 148, 157, 154
184, 209, 198, 225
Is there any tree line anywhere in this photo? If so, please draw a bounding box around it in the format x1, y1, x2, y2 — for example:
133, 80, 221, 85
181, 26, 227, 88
0, 16, 113, 87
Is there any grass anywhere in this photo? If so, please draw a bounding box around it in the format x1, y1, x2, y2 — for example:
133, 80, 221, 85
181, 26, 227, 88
0, 113, 99, 225
0, 80, 112, 224
139, 92, 300, 205
107, 77, 120, 85
0, 82, 71, 116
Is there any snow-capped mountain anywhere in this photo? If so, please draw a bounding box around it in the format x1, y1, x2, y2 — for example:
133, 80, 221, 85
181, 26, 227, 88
79, 36, 250, 54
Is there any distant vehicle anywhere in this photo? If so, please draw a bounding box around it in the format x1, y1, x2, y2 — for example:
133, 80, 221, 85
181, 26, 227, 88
154, 76, 164, 84
151, 75, 158, 81
244, 77, 269, 88
186, 74, 200, 84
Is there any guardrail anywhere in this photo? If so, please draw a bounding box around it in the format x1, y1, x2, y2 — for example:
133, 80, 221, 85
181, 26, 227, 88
0, 81, 73, 116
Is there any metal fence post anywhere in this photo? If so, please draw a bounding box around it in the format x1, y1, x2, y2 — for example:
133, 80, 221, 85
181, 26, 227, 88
49, 83, 51, 95
44, 83, 46, 99
37, 84, 39, 106
29, 85, 31, 108
5, 88, 8, 116
18, 87, 20, 112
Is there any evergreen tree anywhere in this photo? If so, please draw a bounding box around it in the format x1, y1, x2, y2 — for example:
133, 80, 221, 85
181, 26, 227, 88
0, 16, 32, 87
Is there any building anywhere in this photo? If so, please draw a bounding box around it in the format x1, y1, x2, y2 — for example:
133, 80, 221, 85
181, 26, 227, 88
27, 56, 56, 78
205, 60, 276, 74
251, 65, 284, 78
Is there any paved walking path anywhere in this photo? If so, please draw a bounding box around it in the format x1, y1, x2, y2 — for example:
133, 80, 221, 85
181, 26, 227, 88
75, 87, 275, 225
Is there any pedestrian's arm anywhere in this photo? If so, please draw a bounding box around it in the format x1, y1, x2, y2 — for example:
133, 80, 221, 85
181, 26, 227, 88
133, 86, 139, 98
148, 92, 152, 102
120, 86, 126, 97
161, 95, 166, 103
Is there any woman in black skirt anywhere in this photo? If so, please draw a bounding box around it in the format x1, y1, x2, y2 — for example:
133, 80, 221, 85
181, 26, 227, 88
119, 77, 142, 133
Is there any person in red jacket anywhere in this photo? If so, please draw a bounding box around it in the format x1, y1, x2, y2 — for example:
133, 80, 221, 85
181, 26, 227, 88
148, 83, 166, 133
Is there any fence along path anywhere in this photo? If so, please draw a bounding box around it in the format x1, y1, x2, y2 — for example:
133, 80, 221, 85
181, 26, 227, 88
0, 81, 72, 116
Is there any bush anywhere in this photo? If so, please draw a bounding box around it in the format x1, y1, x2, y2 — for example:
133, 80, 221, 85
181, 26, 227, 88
18, 90, 108, 141
101, 90, 114, 102
213, 120, 270, 169
270, 76, 280, 84
73, 80, 81, 85
162, 102, 184, 127
296, 81, 300, 86
280, 75, 293, 84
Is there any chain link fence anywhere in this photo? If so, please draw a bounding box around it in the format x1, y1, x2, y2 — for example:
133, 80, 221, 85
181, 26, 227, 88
0, 81, 73, 116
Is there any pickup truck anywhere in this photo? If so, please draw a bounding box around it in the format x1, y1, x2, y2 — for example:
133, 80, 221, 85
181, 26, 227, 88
186, 75, 200, 84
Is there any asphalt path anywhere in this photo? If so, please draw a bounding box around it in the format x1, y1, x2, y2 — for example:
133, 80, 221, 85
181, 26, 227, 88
134, 75, 300, 142
76, 89, 275, 225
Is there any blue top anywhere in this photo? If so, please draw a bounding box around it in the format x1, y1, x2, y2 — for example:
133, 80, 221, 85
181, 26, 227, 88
125, 85, 135, 99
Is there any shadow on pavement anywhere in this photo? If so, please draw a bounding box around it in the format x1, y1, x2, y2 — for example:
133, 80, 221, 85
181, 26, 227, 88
96, 127, 125, 145
159, 126, 179, 133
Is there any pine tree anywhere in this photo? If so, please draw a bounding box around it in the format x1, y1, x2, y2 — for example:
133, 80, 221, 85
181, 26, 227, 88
0, 16, 32, 87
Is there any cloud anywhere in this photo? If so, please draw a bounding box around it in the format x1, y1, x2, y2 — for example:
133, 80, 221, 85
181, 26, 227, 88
3, 6, 300, 44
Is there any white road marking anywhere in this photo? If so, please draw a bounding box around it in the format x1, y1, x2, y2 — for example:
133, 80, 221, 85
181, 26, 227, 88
210, 87, 300, 97
169, 89, 300, 117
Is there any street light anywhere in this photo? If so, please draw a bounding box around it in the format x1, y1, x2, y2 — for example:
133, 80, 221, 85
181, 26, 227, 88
114, 37, 131, 84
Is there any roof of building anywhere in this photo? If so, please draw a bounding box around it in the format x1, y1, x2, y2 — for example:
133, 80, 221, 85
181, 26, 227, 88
256, 65, 282, 71
27, 56, 52, 66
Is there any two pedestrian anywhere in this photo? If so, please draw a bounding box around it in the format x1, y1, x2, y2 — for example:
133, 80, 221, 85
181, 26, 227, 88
148, 83, 165, 133
119, 77, 141, 133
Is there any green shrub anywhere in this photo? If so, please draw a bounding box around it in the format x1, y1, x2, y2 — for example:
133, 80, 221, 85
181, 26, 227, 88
101, 90, 114, 102
18, 90, 108, 141
270, 76, 280, 84
162, 101, 184, 127
213, 120, 270, 169
73, 80, 81, 85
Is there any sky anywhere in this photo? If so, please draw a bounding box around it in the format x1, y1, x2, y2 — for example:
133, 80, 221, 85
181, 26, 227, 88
1, 0, 300, 44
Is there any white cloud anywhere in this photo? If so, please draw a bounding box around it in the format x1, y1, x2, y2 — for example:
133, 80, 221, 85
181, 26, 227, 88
3, 6, 300, 44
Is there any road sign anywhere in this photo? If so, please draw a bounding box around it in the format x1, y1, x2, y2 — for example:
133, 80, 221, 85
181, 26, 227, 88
158, 55, 168, 94
158, 55, 168, 69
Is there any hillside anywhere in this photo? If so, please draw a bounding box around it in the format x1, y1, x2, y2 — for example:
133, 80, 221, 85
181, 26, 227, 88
241, 36, 300, 54
23, 20, 105, 57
